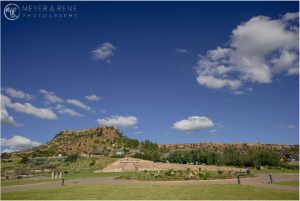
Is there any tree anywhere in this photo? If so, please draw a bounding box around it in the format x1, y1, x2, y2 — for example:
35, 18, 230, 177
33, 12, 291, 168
223, 145, 242, 166
135, 140, 161, 162
65, 154, 79, 163
1, 152, 11, 160
20, 156, 30, 164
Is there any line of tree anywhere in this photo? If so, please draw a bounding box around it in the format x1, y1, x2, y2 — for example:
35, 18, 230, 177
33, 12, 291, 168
134, 142, 283, 168
167, 145, 282, 167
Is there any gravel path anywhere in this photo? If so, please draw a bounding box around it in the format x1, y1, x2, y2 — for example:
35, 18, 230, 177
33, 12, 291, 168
1, 173, 298, 193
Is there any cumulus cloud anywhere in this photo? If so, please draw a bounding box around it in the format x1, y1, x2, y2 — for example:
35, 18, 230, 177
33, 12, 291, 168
67, 99, 91, 111
196, 12, 299, 92
91, 42, 115, 63
1, 93, 57, 120
197, 75, 242, 90
1, 108, 23, 127
39, 89, 64, 103
1, 94, 23, 126
173, 116, 214, 131
56, 104, 83, 117
8, 102, 57, 120
3, 87, 34, 100
97, 115, 138, 128
85, 94, 101, 101
175, 48, 189, 54
1, 135, 41, 152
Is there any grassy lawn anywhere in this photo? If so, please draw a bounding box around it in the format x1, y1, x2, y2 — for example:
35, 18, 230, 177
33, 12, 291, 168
275, 180, 299, 186
1, 172, 139, 186
251, 168, 299, 174
2, 184, 299, 200
1, 178, 53, 187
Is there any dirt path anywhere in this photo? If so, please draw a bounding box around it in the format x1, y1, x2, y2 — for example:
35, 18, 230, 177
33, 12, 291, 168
1, 173, 298, 193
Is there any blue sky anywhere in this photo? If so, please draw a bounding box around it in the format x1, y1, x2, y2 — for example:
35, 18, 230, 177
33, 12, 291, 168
1, 2, 299, 152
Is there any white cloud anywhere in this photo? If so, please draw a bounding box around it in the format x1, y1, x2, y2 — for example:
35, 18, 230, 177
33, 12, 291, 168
56, 104, 83, 117
91, 42, 115, 63
1, 93, 56, 124
39, 89, 64, 103
175, 48, 189, 54
67, 99, 91, 111
207, 47, 230, 60
1, 108, 23, 127
97, 115, 138, 128
196, 12, 299, 92
85, 94, 101, 101
3, 87, 34, 100
7, 102, 57, 120
1, 135, 41, 152
173, 116, 214, 131
197, 75, 242, 90
1, 94, 11, 106
282, 12, 299, 22
287, 68, 299, 75
1, 94, 23, 126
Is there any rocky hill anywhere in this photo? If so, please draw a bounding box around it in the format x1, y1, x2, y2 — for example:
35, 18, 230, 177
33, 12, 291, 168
31, 126, 125, 156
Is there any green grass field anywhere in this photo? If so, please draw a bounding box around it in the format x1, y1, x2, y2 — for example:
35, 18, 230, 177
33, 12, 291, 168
1, 178, 52, 187
2, 184, 298, 200
1, 172, 139, 186
251, 168, 299, 174
275, 180, 299, 186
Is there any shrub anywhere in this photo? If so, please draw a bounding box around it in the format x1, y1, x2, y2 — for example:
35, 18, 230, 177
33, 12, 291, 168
218, 170, 224, 175
90, 160, 96, 166
65, 154, 79, 163
20, 156, 30, 164
1, 152, 11, 160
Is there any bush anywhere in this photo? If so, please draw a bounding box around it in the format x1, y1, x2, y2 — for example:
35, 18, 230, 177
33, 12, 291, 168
20, 156, 30, 164
65, 154, 79, 163
89, 160, 96, 166
1, 152, 11, 160
218, 170, 224, 175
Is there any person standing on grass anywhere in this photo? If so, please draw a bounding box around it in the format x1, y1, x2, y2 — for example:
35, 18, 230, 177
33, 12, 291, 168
61, 176, 65, 186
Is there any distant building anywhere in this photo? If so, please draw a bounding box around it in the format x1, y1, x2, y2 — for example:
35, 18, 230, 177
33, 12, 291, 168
115, 150, 125, 156
89, 148, 104, 157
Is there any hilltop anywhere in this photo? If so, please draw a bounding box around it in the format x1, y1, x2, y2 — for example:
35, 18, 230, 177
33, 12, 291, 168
28, 126, 139, 157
